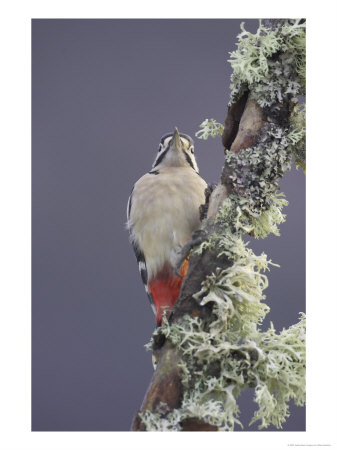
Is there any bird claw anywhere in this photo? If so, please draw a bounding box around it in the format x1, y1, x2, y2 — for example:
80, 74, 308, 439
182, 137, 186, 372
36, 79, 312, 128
173, 268, 184, 278
174, 229, 208, 275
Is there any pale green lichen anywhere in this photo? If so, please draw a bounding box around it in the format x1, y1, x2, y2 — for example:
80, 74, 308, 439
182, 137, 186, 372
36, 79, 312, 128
195, 248, 272, 339
288, 104, 306, 172
195, 118, 224, 140
143, 233, 304, 432
251, 193, 288, 238
249, 314, 306, 429
225, 125, 293, 210
228, 21, 283, 87
228, 19, 306, 106
144, 252, 305, 431
141, 19, 306, 432
194, 201, 249, 258
139, 382, 243, 431
196, 122, 296, 240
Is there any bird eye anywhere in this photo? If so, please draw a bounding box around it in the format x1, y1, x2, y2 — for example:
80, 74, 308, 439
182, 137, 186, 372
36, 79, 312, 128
158, 143, 163, 152
190, 147, 194, 154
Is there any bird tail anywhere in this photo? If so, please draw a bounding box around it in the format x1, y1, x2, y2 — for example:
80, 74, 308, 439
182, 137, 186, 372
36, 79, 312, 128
148, 259, 189, 325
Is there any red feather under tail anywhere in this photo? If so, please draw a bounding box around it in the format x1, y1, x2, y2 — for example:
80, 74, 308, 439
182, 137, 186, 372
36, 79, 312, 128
148, 259, 189, 325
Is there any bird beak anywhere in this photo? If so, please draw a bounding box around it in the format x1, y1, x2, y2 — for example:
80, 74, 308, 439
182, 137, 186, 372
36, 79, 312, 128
172, 127, 182, 150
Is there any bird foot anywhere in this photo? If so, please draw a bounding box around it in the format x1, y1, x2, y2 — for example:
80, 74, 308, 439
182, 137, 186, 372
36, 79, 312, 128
174, 229, 208, 277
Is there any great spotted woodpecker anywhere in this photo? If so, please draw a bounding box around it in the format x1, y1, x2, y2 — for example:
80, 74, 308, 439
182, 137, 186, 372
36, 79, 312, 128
127, 128, 207, 325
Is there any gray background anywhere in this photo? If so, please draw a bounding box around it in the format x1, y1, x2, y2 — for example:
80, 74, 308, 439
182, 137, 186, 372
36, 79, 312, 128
32, 19, 305, 431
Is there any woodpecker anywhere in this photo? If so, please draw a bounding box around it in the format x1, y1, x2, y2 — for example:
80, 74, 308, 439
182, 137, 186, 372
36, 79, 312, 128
127, 128, 207, 325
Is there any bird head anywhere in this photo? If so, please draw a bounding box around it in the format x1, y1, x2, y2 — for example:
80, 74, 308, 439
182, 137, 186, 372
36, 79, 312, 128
152, 127, 199, 172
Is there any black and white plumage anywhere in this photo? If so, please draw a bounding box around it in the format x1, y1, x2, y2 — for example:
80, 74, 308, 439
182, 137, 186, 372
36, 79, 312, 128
126, 128, 207, 324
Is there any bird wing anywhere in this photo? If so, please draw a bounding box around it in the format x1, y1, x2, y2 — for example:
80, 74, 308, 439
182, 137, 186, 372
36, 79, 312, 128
127, 188, 155, 314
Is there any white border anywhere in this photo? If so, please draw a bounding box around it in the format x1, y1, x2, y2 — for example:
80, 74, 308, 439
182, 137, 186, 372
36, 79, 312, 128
1, 1, 336, 449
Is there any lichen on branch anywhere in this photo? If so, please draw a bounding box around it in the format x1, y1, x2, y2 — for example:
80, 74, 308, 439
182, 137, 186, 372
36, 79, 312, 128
228, 19, 305, 108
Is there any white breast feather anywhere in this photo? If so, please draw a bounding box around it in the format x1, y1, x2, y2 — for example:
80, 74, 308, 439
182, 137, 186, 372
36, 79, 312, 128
129, 167, 207, 280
